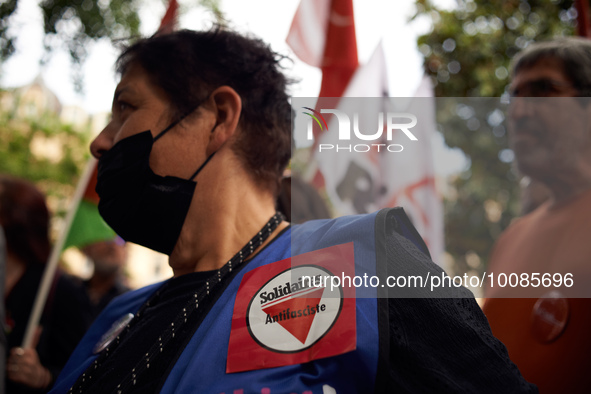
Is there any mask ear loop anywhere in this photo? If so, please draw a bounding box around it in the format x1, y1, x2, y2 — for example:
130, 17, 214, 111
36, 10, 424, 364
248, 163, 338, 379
153, 94, 212, 142
189, 123, 220, 181
153, 117, 185, 142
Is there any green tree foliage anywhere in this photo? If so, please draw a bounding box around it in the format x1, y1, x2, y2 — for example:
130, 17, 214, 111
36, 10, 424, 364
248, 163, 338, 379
414, 0, 576, 276
0, 0, 223, 90
0, 0, 18, 63
0, 93, 90, 219
0, 0, 142, 90
40, 0, 142, 91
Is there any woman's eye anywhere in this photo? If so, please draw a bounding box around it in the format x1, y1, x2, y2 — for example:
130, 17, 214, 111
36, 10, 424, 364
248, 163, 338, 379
119, 101, 130, 112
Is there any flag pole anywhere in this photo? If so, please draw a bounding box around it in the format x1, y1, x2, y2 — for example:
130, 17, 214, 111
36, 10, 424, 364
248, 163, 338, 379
22, 158, 98, 348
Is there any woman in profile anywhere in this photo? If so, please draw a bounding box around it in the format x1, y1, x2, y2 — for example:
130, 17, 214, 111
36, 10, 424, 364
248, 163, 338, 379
1, 175, 87, 393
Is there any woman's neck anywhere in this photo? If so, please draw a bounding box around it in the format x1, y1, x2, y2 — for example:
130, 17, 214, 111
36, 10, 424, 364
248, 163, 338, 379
168, 173, 287, 276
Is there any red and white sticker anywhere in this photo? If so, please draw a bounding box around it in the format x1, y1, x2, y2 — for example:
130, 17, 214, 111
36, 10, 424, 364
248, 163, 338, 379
226, 243, 356, 373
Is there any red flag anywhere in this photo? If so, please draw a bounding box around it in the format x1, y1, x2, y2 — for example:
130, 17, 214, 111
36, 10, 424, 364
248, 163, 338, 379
576, 0, 591, 37
158, 0, 179, 35
288, 0, 358, 94
287, 0, 359, 187
317, 0, 358, 97
288, 0, 358, 99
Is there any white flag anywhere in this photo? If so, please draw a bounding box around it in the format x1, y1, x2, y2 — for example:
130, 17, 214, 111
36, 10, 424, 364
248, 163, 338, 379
380, 77, 444, 261
286, 0, 331, 68
310, 45, 444, 261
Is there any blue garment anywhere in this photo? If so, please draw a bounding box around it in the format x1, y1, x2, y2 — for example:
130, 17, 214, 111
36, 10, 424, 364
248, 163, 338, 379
50, 209, 536, 393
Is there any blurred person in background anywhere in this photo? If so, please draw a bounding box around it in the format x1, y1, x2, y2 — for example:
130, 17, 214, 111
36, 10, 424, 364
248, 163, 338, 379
0, 226, 6, 394
76, 237, 129, 327
276, 173, 331, 223
1, 175, 87, 393
483, 37, 591, 393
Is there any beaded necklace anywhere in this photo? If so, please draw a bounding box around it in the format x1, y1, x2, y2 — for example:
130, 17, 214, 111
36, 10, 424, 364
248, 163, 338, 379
69, 212, 285, 393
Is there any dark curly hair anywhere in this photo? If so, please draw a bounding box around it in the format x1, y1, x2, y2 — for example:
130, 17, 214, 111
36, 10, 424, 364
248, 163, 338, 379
116, 27, 293, 194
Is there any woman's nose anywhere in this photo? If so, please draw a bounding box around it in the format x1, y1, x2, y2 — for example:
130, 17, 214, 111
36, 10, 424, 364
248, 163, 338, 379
90, 124, 116, 159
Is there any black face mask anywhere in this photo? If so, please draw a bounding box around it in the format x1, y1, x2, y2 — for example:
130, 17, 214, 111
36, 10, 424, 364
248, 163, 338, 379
96, 123, 214, 256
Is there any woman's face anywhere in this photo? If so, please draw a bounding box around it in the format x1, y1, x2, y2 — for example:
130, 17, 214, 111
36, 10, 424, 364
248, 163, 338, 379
91, 62, 212, 180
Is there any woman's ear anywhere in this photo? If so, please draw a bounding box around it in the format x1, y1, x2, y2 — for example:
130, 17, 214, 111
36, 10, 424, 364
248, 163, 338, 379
206, 86, 242, 155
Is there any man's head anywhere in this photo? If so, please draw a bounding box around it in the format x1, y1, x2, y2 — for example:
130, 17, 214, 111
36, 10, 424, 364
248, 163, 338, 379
511, 37, 591, 96
0, 175, 50, 266
115, 28, 292, 194
81, 238, 127, 276
508, 38, 591, 183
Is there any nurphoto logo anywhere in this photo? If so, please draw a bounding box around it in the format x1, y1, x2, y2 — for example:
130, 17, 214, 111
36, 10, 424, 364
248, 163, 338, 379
302, 107, 418, 153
